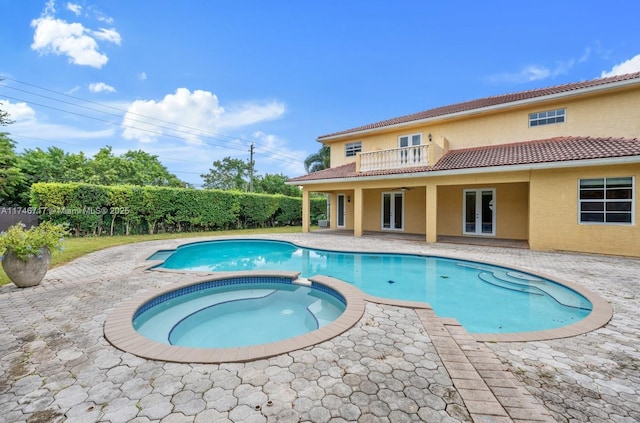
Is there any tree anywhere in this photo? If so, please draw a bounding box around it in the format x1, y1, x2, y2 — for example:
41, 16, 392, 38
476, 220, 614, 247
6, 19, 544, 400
0, 104, 13, 126
121, 150, 184, 187
201, 157, 251, 190
304, 145, 330, 173
0, 133, 25, 205
0, 103, 24, 205
255, 173, 302, 197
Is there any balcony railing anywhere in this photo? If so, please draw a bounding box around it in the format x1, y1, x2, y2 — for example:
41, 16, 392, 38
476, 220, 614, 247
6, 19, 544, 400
359, 145, 429, 172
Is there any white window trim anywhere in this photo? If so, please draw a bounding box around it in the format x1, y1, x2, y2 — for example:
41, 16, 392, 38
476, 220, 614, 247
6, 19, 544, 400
462, 188, 496, 236
381, 191, 404, 231
398, 133, 422, 148
345, 141, 362, 157
529, 108, 566, 127
577, 176, 635, 226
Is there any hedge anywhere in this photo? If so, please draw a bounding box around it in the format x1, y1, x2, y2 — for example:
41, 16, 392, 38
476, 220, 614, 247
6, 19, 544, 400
30, 183, 326, 236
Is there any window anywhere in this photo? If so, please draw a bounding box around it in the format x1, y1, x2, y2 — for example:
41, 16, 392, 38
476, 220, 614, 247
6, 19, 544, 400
529, 108, 565, 127
345, 141, 362, 157
398, 134, 423, 164
398, 134, 422, 147
579, 177, 634, 224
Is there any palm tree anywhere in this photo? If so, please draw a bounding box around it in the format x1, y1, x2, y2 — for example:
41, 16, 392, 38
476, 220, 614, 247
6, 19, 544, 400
304, 146, 330, 173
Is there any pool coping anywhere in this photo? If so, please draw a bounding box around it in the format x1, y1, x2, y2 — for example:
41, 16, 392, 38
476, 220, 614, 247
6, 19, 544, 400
143, 238, 613, 344
104, 271, 366, 363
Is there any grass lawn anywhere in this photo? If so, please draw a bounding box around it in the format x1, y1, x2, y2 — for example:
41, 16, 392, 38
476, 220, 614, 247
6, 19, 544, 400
1, 226, 306, 286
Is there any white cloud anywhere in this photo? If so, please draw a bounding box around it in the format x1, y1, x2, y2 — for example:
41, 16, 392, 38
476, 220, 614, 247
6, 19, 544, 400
252, 130, 306, 176
121, 88, 286, 144
66, 2, 81, 15
30, 1, 121, 68
1, 100, 37, 122
489, 60, 576, 84
1, 98, 115, 141
138, 72, 147, 81
601, 54, 640, 77
579, 47, 591, 63
92, 28, 121, 45
218, 101, 286, 129
89, 82, 116, 93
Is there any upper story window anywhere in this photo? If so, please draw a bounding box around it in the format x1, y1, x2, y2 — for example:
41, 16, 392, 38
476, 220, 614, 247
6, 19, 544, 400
345, 141, 362, 157
399, 134, 422, 147
579, 177, 634, 225
529, 108, 565, 127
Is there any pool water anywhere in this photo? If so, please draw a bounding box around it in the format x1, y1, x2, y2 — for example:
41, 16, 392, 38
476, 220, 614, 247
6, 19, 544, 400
155, 239, 592, 334
134, 281, 346, 348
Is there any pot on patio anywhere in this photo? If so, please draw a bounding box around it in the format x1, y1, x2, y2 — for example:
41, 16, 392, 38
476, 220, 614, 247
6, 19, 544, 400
1, 247, 52, 288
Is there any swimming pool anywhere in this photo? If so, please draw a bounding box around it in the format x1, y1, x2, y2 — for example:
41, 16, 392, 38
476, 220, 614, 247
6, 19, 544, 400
153, 239, 593, 335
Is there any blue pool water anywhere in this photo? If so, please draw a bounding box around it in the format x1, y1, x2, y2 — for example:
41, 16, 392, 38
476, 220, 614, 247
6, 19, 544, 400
155, 239, 592, 334
134, 278, 346, 348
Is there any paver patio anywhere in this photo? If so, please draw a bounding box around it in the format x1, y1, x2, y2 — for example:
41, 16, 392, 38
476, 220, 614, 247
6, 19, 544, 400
0, 233, 638, 422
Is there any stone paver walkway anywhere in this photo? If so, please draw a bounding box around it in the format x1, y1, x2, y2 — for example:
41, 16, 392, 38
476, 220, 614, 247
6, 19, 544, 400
0, 233, 638, 422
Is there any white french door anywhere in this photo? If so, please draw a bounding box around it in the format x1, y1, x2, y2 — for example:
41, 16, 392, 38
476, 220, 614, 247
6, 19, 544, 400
382, 192, 404, 230
463, 189, 495, 236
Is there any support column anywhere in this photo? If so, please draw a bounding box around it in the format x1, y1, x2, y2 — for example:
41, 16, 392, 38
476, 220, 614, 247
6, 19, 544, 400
354, 188, 363, 237
426, 184, 437, 243
302, 189, 310, 233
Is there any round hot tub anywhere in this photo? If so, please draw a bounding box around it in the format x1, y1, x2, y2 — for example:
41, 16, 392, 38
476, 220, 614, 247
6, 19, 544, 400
104, 273, 365, 363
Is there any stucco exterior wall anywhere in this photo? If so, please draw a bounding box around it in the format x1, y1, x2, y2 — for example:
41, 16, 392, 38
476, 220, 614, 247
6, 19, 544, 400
529, 164, 639, 256
304, 163, 637, 256
327, 87, 640, 168
436, 183, 529, 240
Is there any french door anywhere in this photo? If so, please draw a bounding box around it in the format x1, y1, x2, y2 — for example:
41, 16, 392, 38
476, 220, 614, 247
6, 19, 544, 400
382, 192, 404, 230
463, 189, 495, 236
337, 194, 346, 228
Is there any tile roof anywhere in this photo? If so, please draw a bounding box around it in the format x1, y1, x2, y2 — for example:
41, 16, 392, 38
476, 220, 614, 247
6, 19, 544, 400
318, 72, 640, 140
434, 136, 640, 170
288, 137, 640, 183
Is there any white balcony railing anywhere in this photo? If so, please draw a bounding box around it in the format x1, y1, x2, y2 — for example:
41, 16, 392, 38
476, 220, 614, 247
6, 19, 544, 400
359, 145, 429, 172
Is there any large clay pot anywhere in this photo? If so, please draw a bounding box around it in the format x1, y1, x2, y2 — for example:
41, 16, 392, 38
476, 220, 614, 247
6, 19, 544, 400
1, 247, 52, 288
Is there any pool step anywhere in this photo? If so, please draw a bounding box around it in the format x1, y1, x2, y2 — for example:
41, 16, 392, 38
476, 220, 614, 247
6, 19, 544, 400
477, 272, 543, 296
307, 299, 333, 327
470, 266, 591, 309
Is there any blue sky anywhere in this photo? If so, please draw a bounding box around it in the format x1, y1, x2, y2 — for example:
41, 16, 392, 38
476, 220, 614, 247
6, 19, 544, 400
1, 0, 639, 187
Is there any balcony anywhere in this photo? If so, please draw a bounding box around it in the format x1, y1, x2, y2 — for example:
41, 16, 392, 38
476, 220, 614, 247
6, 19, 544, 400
359, 145, 429, 172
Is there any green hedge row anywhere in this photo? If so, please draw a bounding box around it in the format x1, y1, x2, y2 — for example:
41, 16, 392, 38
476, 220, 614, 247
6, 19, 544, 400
29, 183, 326, 236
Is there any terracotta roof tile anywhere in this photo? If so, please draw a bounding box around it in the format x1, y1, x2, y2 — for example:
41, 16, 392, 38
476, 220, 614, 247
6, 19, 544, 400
288, 137, 640, 183
318, 72, 640, 140
434, 136, 640, 170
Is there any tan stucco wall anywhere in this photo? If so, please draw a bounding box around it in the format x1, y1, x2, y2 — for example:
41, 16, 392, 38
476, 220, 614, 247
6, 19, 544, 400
529, 164, 639, 256
436, 183, 529, 240
305, 164, 638, 256
327, 87, 640, 168
359, 188, 426, 234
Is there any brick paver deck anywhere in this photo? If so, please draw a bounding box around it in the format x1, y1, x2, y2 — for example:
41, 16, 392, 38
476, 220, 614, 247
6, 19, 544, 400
1, 232, 638, 422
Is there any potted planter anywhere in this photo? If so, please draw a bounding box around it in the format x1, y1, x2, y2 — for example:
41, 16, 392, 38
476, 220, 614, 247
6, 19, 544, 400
2, 247, 52, 287
0, 221, 67, 288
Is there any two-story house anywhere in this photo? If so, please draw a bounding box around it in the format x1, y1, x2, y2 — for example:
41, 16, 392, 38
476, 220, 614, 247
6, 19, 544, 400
289, 72, 640, 257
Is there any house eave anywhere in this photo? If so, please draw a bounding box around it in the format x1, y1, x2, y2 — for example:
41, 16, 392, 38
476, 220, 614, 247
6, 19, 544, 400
290, 156, 640, 186
317, 78, 640, 143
